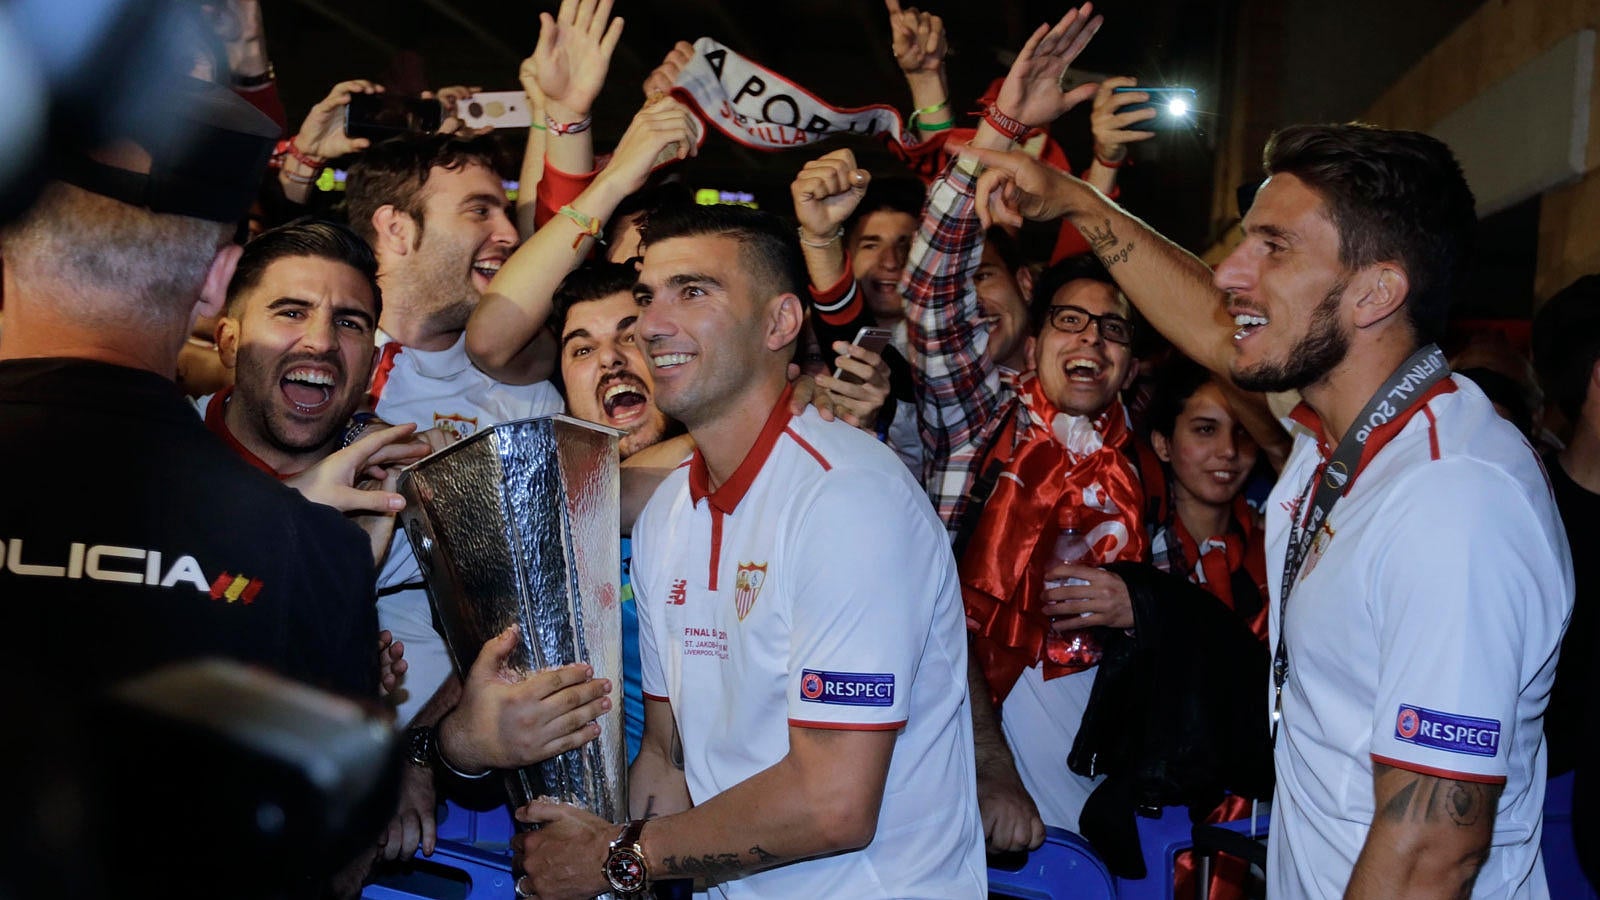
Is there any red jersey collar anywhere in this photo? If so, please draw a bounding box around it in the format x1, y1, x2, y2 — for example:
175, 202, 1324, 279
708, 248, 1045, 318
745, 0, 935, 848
689, 382, 797, 515
203, 387, 289, 480
1287, 377, 1457, 486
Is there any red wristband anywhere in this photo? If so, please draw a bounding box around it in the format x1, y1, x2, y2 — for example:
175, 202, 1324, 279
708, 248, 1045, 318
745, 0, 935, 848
1093, 152, 1129, 169
981, 103, 1032, 143
274, 136, 325, 171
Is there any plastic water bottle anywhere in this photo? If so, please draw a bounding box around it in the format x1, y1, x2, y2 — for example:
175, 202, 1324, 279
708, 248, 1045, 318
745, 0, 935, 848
1043, 527, 1102, 667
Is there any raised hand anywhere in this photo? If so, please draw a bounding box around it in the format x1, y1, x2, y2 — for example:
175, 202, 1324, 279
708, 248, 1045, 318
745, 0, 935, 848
886, 0, 947, 77
643, 40, 696, 98
956, 142, 1079, 229
994, 2, 1103, 129
295, 79, 384, 160
534, 0, 624, 118
597, 95, 699, 192
1090, 76, 1156, 165
791, 149, 871, 243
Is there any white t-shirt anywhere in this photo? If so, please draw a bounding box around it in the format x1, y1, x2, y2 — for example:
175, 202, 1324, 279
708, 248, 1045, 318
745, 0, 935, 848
633, 396, 987, 898
372, 332, 563, 442
373, 331, 564, 724
1265, 375, 1573, 899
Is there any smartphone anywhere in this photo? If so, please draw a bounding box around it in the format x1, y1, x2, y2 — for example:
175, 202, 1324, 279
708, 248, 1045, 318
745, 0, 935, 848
833, 326, 894, 385
1112, 86, 1198, 132
345, 93, 443, 141
459, 91, 534, 130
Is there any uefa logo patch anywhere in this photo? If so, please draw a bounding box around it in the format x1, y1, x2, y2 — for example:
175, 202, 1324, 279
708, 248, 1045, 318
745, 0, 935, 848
1394, 704, 1501, 757
801, 672, 824, 700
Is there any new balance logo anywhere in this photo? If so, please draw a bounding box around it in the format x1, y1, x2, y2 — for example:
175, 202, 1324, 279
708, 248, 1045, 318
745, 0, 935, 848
667, 579, 688, 605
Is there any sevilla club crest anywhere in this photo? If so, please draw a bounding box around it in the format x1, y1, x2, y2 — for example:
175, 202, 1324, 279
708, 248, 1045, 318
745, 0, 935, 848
733, 561, 768, 621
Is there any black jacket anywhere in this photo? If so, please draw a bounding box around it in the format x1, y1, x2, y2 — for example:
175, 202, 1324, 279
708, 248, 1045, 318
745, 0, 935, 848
1067, 560, 1275, 878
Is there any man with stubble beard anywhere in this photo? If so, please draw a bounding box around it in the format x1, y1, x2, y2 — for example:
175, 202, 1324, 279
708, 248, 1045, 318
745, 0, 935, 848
961, 122, 1573, 898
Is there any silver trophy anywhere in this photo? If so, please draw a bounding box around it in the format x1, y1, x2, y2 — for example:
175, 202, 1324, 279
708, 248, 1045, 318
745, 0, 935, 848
396, 414, 626, 825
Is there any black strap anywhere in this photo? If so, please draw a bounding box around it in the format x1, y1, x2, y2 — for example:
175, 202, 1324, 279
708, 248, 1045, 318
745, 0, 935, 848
1271, 344, 1450, 736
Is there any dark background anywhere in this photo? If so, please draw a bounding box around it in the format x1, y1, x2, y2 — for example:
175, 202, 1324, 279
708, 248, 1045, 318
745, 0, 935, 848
258, 0, 1230, 253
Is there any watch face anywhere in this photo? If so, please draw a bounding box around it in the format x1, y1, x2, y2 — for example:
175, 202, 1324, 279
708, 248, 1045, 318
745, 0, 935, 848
605, 847, 646, 893
404, 726, 433, 767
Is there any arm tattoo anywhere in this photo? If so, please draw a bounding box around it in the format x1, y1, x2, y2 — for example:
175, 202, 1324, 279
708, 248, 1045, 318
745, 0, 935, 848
657, 845, 780, 882
1375, 765, 1494, 828
1084, 218, 1118, 254
1082, 218, 1134, 267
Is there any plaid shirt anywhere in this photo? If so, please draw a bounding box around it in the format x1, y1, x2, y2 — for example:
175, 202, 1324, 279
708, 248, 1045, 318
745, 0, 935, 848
906, 157, 1026, 540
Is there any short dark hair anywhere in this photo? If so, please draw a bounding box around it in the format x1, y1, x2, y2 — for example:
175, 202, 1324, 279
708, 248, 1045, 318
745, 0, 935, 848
982, 225, 1026, 274
1142, 355, 1214, 440
226, 217, 381, 318
550, 261, 641, 337
640, 204, 810, 305
1262, 123, 1476, 344
343, 132, 503, 245
1027, 253, 1126, 333
1532, 273, 1600, 423
843, 176, 925, 245
605, 181, 694, 248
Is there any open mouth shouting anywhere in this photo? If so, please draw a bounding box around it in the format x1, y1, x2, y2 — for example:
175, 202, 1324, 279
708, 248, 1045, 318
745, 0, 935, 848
279, 363, 342, 416
598, 374, 652, 427
1062, 356, 1106, 383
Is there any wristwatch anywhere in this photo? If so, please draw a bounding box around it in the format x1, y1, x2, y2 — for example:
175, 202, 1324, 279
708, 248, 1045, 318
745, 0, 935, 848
603, 819, 650, 896
403, 725, 435, 769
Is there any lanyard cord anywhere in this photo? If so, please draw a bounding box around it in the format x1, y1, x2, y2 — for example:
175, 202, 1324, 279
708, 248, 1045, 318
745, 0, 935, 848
1270, 344, 1451, 738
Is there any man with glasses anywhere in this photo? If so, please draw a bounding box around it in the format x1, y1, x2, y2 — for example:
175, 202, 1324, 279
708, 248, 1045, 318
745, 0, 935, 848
953, 254, 1147, 847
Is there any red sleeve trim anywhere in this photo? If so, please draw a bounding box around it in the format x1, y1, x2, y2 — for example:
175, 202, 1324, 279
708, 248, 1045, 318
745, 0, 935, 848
788, 718, 907, 732
1370, 754, 1507, 785
642, 691, 671, 703
810, 257, 862, 325
534, 162, 600, 229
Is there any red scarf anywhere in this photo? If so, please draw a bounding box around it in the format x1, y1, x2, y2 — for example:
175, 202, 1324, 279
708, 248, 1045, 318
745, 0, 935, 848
1169, 495, 1269, 641
961, 374, 1147, 705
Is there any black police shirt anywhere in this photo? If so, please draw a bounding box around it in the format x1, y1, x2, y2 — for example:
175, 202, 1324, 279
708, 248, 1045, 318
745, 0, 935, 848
0, 359, 378, 700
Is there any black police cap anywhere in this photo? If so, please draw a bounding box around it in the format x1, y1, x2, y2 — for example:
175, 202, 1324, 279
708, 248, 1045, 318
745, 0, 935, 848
54, 77, 279, 224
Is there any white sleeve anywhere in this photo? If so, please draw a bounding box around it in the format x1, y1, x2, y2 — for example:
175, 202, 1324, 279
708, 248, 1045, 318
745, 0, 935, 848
784, 467, 953, 730
1366, 459, 1568, 782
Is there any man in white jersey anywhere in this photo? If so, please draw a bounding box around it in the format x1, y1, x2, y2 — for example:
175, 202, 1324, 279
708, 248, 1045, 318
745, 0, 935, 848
510, 205, 986, 898
957, 122, 1573, 898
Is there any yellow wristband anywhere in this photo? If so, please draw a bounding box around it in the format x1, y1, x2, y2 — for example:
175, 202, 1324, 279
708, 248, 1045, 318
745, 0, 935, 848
558, 205, 603, 249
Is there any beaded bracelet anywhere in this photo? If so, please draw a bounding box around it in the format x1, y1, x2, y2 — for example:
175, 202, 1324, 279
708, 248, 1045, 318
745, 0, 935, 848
797, 226, 843, 248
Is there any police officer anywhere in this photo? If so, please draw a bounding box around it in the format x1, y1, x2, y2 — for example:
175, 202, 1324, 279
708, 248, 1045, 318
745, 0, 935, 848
0, 78, 377, 700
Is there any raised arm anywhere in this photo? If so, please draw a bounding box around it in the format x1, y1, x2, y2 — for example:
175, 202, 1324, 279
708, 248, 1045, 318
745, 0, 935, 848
465, 96, 697, 382
534, 0, 622, 187
886, 0, 954, 136
1344, 763, 1499, 899
278, 79, 384, 205
515, 56, 548, 239
791, 149, 869, 296
1084, 76, 1155, 195
959, 141, 1237, 377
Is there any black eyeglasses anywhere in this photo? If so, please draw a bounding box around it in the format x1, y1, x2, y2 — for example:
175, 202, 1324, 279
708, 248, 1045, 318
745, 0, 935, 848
1046, 304, 1133, 344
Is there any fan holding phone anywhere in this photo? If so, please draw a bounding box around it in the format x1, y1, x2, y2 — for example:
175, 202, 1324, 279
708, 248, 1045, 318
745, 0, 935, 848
1087, 76, 1174, 169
